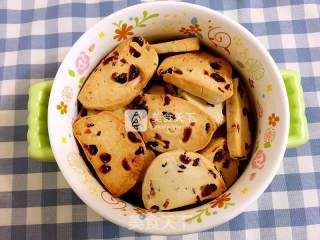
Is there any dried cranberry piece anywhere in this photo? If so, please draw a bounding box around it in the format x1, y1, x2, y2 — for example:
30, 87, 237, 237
132, 36, 144, 47
128, 64, 140, 81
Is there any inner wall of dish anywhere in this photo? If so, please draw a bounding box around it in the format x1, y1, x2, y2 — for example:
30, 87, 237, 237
76, 34, 257, 210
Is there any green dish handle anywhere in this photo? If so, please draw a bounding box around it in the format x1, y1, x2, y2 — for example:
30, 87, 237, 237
27, 70, 309, 161
280, 69, 309, 148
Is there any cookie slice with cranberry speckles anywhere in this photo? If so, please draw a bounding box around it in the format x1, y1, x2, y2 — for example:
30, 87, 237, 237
226, 78, 252, 160
151, 37, 200, 54
142, 150, 226, 210
73, 111, 146, 197
131, 94, 217, 152
158, 51, 233, 104
78, 36, 158, 110
199, 137, 239, 187
180, 91, 225, 127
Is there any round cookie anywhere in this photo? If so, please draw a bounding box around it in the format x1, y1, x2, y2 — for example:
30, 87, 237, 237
142, 150, 226, 210
157, 51, 233, 104
132, 94, 217, 152
78, 36, 158, 110
73, 111, 146, 197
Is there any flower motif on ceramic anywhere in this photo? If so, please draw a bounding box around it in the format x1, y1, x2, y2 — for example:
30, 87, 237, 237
251, 149, 266, 170
253, 140, 260, 153
112, 11, 159, 41
57, 101, 68, 115
210, 192, 234, 209
133, 10, 159, 27
88, 43, 95, 52
113, 23, 134, 41
185, 208, 214, 223
78, 76, 85, 88
179, 17, 203, 39
249, 172, 256, 181
241, 187, 248, 194
266, 83, 273, 92
207, 25, 231, 54
90, 186, 101, 196
67, 152, 86, 174
61, 136, 67, 144
245, 58, 265, 80
268, 113, 280, 127
61, 86, 73, 103
101, 191, 127, 210
98, 32, 106, 39
263, 127, 276, 148
76, 51, 90, 75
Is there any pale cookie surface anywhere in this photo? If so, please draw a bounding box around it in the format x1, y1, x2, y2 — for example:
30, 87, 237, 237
73, 111, 146, 197
142, 150, 226, 210
199, 137, 239, 187
78, 36, 158, 110
146, 83, 181, 96
226, 78, 252, 160
180, 91, 226, 127
132, 94, 217, 152
151, 38, 200, 54
157, 52, 233, 104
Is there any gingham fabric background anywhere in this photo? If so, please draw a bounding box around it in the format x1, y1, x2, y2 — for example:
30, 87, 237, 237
0, 0, 320, 239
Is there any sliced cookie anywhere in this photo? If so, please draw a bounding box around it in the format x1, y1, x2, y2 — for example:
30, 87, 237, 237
199, 137, 239, 187
77, 107, 100, 119
151, 38, 200, 54
77, 107, 125, 122
157, 51, 233, 104
146, 83, 181, 96
226, 78, 252, 160
180, 91, 225, 127
142, 150, 226, 210
137, 149, 156, 182
132, 94, 217, 152
78, 36, 158, 110
73, 111, 145, 197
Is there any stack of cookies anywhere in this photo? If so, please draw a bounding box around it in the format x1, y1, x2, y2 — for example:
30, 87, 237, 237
73, 36, 253, 210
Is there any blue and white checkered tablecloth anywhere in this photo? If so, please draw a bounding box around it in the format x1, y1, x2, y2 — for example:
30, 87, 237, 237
0, 0, 319, 239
